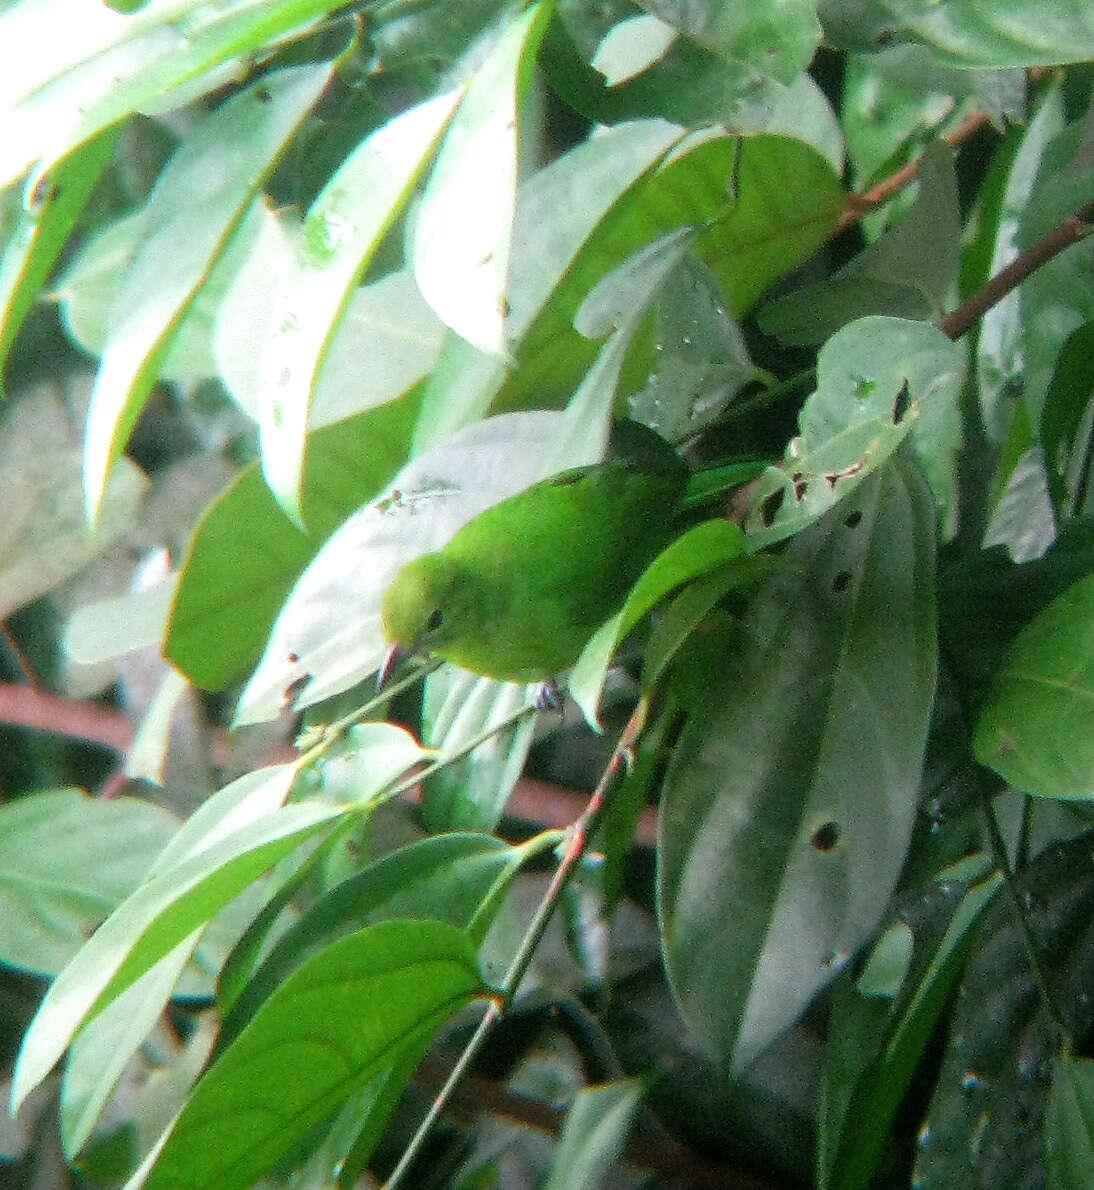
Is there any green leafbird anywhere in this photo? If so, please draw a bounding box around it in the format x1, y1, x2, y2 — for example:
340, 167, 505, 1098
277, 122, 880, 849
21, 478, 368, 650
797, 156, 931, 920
379, 434, 689, 685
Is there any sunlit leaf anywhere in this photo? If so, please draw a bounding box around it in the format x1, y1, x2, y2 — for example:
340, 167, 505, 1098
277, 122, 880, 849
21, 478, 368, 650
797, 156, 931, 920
257, 90, 459, 521
413, 3, 551, 355
0, 126, 119, 375
83, 64, 329, 523
138, 920, 485, 1190
166, 393, 420, 691
0, 0, 343, 189
12, 777, 339, 1112
234, 410, 563, 723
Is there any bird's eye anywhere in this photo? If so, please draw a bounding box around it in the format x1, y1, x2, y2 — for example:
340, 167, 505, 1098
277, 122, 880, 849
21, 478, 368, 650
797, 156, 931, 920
426, 608, 444, 631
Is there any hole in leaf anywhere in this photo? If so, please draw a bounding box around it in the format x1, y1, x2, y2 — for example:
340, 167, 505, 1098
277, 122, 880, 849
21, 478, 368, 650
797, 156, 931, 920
825, 458, 867, 488
811, 821, 841, 851
792, 472, 808, 501
892, 378, 910, 424
832, 571, 852, 592
426, 608, 444, 631
844, 510, 862, 528
760, 487, 785, 526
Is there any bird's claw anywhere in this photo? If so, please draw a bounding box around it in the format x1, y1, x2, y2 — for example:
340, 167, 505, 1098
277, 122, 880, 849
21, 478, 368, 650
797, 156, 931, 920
533, 679, 564, 721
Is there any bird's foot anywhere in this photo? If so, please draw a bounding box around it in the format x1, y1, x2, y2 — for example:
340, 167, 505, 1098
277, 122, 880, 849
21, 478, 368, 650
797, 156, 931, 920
533, 679, 564, 720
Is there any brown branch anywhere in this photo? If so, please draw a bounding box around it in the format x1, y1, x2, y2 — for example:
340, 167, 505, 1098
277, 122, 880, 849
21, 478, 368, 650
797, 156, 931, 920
0, 682, 133, 751
0, 684, 660, 842
837, 109, 991, 232
507, 775, 659, 846
939, 202, 1094, 341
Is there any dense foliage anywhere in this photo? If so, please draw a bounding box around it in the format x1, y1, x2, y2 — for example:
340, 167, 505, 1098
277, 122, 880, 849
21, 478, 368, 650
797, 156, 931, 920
0, 1, 1092, 1187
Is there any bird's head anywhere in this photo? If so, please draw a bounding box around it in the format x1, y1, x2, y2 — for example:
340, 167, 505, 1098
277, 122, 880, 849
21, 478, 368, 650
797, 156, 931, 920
377, 552, 463, 687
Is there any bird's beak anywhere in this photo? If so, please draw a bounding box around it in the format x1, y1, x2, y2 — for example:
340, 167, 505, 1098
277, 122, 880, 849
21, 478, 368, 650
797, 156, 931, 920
376, 642, 407, 692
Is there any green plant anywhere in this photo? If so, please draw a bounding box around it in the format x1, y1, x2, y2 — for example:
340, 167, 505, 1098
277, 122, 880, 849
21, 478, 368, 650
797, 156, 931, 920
0, 2, 1092, 1187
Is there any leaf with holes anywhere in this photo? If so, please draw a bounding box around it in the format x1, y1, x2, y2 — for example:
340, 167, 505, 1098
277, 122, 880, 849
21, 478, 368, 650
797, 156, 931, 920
744, 316, 965, 547
659, 456, 937, 1072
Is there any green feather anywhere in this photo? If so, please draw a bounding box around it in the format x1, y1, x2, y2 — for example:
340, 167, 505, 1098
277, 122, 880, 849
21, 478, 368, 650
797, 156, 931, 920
381, 458, 687, 683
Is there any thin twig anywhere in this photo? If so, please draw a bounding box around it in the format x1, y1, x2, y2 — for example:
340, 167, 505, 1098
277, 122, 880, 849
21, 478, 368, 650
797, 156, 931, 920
837, 109, 992, 231
383, 696, 650, 1190
939, 202, 1094, 341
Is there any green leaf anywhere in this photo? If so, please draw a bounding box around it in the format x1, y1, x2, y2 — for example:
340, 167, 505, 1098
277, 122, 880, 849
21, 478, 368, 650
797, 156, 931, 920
234, 410, 564, 723
0, 125, 119, 375
640, 0, 820, 84
65, 575, 176, 665
841, 46, 1023, 187
59, 196, 265, 384
0, 0, 344, 189
1016, 111, 1094, 429
217, 241, 446, 426
0, 790, 177, 978
973, 574, 1094, 798
317, 721, 430, 806
641, 564, 758, 691
61, 938, 198, 1157
590, 14, 677, 85
413, 3, 552, 355
659, 457, 937, 1071
219, 833, 522, 1050
1047, 1055, 1094, 1190
305, 1038, 433, 1190
758, 139, 960, 346
548, 14, 842, 161
861, 0, 1094, 67
743, 316, 965, 547
166, 392, 421, 691
543, 1079, 644, 1190
915, 830, 1094, 1188
628, 253, 769, 441
976, 87, 1064, 442
410, 117, 685, 446
495, 129, 846, 415
569, 518, 749, 726
257, 90, 460, 522
1041, 321, 1094, 513
939, 519, 1094, 697
550, 226, 696, 468
421, 670, 536, 832
139, 920, 485, 1190
982, 445, 1058, 563
82, 63, 330, 523
11, 774, 340, 1112
820, 864, 1001, 1190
